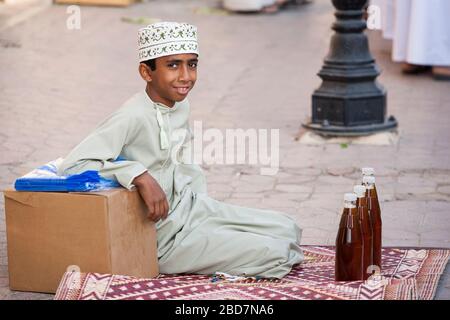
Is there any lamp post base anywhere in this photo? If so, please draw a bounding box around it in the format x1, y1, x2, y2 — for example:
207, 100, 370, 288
302, 116, 398, 137
305, 0, 398, 136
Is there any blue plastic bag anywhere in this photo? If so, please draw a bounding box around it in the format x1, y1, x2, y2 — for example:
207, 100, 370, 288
14, 158, 121, 192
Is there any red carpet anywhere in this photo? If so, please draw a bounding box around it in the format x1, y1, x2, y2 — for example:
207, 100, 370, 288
55, 246, 449, 300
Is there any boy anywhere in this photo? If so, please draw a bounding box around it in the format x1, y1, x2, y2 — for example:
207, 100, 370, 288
59, 22, 303, 278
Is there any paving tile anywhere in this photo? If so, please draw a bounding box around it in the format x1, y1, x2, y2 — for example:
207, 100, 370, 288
0, 0, 449, 299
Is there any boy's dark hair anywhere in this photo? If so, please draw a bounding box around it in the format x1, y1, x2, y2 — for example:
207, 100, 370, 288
142, 59, 156, 71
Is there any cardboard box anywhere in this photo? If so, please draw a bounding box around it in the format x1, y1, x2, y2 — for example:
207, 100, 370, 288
3, 188, 159, 294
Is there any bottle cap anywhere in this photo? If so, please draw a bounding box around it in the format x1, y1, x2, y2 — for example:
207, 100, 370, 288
362, 167, 375, 176
344, 193, 357, 202
362, 175, 376, 184
353, 185, 366, 197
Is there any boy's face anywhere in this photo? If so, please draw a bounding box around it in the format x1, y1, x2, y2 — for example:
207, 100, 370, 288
140, 53, 198, 107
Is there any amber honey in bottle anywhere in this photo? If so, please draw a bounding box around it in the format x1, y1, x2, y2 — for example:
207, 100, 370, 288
363, 175, 382, 272
353, 185, 373, 280
335, 193, 364, 281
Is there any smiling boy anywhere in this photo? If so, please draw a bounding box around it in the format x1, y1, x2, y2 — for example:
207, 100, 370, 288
59, 22, 304, 278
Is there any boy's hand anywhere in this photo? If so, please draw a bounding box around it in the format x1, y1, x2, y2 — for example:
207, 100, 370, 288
133, 172, 169, 222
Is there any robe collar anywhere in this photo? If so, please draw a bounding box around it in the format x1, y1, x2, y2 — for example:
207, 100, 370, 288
143, 90, 182, 114
142, 90, 183, 150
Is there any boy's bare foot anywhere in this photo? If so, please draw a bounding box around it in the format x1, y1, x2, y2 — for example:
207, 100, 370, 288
432, 66, 450, 81
401, 63, 431, 74
261, 0, 289, 14
261, 4, 279, 13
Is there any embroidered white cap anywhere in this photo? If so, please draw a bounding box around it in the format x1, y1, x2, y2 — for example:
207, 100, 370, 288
138, 22, 199, 62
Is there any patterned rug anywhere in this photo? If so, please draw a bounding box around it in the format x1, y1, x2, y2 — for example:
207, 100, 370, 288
54, 246, 449, 300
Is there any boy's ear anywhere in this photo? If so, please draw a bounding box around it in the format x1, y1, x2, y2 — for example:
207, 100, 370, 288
139, 63, 152, 82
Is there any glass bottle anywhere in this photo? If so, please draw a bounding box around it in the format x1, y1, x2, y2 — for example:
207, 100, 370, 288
363, 175, 382, 271
354, 184, 373, 280
335, 193, 364, 281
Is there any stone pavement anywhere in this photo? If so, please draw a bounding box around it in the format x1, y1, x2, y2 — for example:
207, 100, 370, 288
0, 0, 51, 32
0, 0, 449, 300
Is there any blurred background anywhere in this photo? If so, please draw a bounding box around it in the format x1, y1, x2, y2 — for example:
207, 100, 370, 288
0, 0, 449, 299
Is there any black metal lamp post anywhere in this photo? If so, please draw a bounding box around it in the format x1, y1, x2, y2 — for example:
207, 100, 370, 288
303, 0, 397, 136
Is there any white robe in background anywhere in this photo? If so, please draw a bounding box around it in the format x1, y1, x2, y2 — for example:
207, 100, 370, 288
371, 0, 394, 40
371, 0, 450, 66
